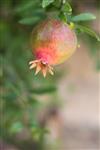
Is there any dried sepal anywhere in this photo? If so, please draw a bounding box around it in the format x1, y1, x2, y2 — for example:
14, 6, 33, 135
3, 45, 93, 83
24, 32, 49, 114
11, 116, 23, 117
29, 60, 54, 77
42, 67, 47, 78
35, 64, 41, 75
48, 69, 54, 75
29, 63, 36, 69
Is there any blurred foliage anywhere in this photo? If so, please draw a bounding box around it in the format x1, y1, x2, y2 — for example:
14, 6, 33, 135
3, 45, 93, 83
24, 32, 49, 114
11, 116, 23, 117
0, 0, 60, 148
0, 0, 100, 149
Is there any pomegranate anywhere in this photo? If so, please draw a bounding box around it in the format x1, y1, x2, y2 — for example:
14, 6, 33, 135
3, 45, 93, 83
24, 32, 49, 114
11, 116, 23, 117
29, 19, 77, 77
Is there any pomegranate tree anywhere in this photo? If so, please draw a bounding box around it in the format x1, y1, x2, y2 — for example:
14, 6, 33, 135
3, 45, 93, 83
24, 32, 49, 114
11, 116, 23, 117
26, 1, 99, 77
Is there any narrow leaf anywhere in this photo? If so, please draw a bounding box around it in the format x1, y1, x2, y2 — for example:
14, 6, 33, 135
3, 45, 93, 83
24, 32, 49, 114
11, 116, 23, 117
42, 0, 54, 8
76, 25, 100, 41
72, 13, 96, 22
30, 86, 57, 94
61, 2, 72, 15
19, 17, 41, 25
10, 122, 23, 134
15, 1, 35, 12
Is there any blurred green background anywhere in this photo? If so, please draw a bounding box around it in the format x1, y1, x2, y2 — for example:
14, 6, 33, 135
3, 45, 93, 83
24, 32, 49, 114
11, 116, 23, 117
0, 0, 100, 150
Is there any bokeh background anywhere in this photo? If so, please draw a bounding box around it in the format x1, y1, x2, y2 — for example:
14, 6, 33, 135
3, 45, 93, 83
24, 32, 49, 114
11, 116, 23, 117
0, 0, 100, 150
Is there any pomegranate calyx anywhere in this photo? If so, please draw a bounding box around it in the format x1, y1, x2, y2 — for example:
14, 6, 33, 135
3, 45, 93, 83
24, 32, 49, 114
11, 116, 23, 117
29, 60, 54, 77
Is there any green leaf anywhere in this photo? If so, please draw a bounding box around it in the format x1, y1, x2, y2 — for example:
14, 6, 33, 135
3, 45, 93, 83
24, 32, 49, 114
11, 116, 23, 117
19, 17, 41, 25
76, 25, 100, 41
72, 13, 96, 22
30, 86, 57, 94
59, 12, 67, 22
29, 121, 39, 128
15, 1, 35, 12
42, 0, 54, 8
61, 2, 72, 15
10, 122, 23, 134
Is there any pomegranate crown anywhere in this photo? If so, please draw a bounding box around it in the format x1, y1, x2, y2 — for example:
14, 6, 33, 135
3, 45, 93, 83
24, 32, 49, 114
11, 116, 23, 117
29, 59, 54, 78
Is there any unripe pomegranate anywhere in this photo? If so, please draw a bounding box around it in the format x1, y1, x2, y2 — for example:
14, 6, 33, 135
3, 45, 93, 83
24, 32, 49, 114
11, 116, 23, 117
29, 19, 77, 77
